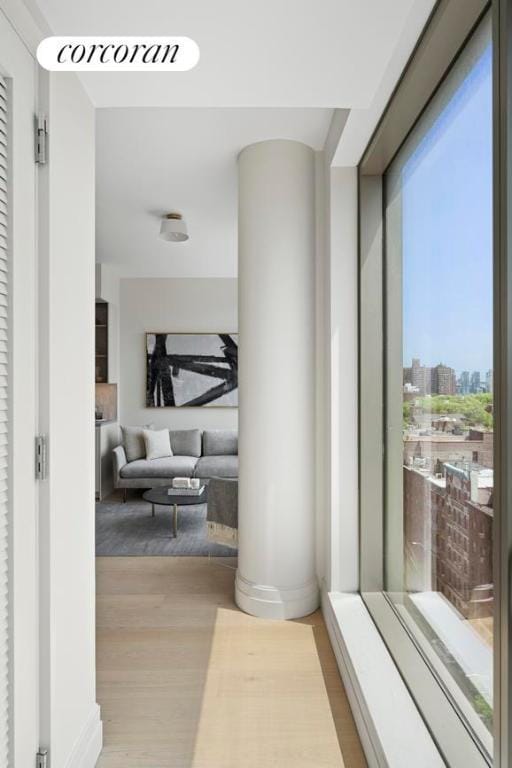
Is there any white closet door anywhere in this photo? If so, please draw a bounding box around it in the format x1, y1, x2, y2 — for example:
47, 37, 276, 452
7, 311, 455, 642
0, 73, 8, 766
0, 8, 38, 766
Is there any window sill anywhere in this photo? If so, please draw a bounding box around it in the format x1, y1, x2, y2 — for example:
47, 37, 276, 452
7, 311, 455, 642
399, 591, 493, 754
321, 589, 446, 768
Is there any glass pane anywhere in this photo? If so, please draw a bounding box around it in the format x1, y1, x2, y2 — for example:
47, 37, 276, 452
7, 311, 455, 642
385, 14, 493, 755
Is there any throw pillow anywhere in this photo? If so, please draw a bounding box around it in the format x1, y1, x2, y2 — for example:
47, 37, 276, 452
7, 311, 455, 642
143, 428, 173, 461
169, 429, 202, 458
122, 425, 153, 462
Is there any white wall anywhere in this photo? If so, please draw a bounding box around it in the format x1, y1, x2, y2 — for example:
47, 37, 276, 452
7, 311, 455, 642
328, 167, 359, 592
120, 277, 238, 430
39, 71, 102, 767
315, 163, 359, 593
315, 152, 328, 585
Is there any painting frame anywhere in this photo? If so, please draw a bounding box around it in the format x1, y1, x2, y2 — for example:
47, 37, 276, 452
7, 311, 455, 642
145, 332, 238, 408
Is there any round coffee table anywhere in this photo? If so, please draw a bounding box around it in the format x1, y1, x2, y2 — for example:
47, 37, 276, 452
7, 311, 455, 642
142, 486, 208, 538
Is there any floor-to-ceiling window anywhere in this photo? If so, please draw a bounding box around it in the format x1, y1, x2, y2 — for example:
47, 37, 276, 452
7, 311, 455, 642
358, 4, 506, 765
384, 13, 493, 755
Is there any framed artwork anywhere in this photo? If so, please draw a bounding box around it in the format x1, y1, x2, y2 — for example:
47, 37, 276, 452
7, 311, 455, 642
146, 333, 238, 407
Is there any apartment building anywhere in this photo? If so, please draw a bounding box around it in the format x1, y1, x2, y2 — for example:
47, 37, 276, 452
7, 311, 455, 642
404, 462, 493, 621
404, 357, 457, 395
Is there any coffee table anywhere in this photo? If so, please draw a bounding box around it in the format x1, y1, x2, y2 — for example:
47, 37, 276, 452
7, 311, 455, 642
142, 486, 208, 538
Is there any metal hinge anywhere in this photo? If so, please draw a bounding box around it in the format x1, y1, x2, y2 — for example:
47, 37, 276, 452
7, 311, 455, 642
35, 115, 48, 165
36, 748, 48, 768
35, 435, 48, 480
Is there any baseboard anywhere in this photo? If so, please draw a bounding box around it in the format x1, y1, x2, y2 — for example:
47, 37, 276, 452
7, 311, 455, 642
63, 704, 103, 768
235, 570, 319, 619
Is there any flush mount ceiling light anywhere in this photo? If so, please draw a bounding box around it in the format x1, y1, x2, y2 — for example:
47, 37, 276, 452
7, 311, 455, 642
159, 212, 189, 242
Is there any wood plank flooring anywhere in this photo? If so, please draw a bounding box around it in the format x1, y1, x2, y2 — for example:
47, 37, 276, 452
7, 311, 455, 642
96, 557, 367, 768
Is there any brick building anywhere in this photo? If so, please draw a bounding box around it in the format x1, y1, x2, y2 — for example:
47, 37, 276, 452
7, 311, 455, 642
404, 429, 494, 470
404, 358, 430, 394
433, 364, 457, 395
404, 462, 493, 620
403, 358, 457, 395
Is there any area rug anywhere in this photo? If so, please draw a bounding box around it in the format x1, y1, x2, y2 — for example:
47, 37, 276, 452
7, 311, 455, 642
96, 492, 237, 557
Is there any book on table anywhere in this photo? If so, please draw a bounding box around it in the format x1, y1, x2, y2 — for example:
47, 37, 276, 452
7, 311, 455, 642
167, 486, 205, 496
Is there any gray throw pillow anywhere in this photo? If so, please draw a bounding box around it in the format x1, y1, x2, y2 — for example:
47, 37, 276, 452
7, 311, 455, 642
122, 425, 153, 462
170, 429, 202, 457
203, 430, 238, 456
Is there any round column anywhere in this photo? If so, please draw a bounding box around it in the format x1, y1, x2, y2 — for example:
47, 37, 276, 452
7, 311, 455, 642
236, 140, 318, 619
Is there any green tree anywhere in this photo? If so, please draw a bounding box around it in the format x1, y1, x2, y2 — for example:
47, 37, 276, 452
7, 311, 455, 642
413, 394, 493, 429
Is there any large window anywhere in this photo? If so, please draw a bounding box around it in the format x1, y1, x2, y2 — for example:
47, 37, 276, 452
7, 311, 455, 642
384, 14, 493, 756
358, 6, 504, 765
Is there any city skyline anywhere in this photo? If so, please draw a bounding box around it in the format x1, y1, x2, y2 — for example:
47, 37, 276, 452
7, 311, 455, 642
403, 357, 492, 397
403, 356, 492, 379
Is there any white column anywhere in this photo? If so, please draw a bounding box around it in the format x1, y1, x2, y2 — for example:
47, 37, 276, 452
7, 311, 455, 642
236, 140, 318, 619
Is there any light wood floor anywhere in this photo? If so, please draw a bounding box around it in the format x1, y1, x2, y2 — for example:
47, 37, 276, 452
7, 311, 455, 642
96, 557, 367, 768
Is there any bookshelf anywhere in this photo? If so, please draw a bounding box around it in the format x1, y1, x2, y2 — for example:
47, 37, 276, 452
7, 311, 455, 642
95, 301, 109, 383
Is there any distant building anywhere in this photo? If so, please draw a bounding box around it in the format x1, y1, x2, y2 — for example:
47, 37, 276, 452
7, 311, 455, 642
459, 371, 470, 395
404, 461, 493, 620
470, 371, 481, 393
432, 363, 457, 395
485, 369, 493, 394
403, 358, 456, 396
404, 429, 494, 470
403, 382, 420, 401
431, 416, 461, 433
403, 465, 442, 593
436, 464, 493, 619
410, 357, 430, 395
468, 429, 494, 468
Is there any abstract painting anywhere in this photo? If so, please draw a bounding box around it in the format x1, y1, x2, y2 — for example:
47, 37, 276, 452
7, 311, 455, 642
146, 333, 238, 407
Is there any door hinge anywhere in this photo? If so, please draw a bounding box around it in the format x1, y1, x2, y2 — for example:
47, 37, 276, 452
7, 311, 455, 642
36, 748, 48, 768
35, 115, 48, 165
35, 435, 48, 480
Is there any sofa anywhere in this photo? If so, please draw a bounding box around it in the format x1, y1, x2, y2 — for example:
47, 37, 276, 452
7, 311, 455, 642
113, 428, 238, 496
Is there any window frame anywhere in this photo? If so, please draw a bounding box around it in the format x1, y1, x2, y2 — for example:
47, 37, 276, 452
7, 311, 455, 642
357, 0, 510, 765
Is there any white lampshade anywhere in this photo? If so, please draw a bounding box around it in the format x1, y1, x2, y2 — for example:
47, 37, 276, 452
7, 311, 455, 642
160, 212, 188, 242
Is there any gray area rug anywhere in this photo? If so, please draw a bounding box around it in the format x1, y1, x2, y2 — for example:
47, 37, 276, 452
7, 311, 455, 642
96, 491, 237, 557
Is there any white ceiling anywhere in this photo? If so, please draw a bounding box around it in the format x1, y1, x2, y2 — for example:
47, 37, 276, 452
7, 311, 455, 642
96, 108, 333, 278
333, 1, 436, 166
33, 0, 431, 109
31, 0, 435, 278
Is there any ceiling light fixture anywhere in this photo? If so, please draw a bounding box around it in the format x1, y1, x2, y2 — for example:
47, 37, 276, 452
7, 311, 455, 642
159, 212, 189, 242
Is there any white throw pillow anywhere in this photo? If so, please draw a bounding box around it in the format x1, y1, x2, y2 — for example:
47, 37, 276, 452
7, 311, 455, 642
143, 428, 173, 461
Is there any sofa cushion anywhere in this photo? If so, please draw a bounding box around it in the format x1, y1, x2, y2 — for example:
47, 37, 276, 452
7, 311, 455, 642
170, 429, 202, 458
194, 455, 238, 479
203, 430, 238, 456
122, 425, 153, 462
120, 456, 197, 479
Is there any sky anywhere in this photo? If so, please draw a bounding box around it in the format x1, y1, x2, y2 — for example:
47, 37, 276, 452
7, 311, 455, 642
401, 40, 492, 376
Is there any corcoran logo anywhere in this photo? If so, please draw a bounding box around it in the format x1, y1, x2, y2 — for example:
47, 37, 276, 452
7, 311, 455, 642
37, 36, 200, 71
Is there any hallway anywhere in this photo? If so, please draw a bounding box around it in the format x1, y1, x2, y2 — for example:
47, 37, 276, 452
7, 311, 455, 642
96, 557, 367, 768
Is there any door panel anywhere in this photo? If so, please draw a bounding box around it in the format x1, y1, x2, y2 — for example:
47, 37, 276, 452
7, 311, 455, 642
0, 10, 38, 767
